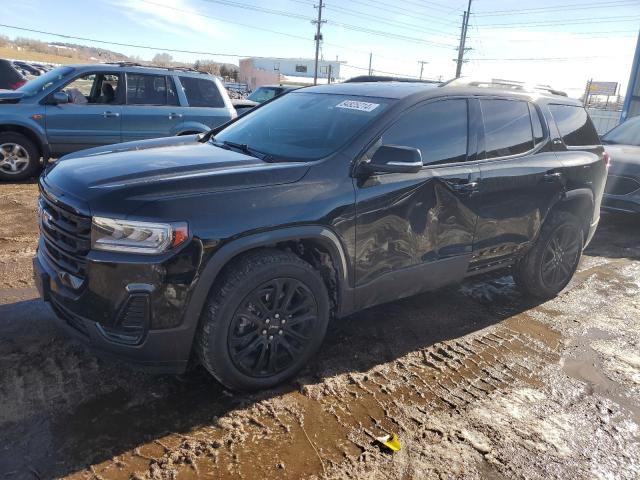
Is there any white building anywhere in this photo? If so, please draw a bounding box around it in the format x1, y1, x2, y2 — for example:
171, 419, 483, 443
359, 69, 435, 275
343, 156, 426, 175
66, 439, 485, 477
239, 57, 344, 90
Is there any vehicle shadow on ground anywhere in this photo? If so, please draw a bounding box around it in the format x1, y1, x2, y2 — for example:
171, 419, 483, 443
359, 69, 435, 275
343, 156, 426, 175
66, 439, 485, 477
1, 212, 636, 478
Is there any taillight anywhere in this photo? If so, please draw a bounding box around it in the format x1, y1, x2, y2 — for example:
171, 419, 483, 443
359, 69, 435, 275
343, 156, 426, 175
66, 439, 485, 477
603, 151, 612, 169
9, 79, 26, 90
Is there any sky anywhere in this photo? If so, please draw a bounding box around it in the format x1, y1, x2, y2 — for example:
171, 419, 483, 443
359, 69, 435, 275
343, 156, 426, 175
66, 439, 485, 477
2, 0, 639, 98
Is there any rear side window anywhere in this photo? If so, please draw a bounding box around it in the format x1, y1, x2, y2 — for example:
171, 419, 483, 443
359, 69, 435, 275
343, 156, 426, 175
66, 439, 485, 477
127, 73, 171, 105
180, 76, 225, 108
381, 99, 468, 165
481, 99, 534, 158
549, 104, 599, 146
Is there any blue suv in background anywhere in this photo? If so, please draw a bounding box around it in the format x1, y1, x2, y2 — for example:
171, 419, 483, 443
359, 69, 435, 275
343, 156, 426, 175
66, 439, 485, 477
0, 62, 236, 180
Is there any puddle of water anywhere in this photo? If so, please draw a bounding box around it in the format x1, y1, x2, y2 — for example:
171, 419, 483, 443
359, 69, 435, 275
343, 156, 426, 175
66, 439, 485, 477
561, 328, 640, 424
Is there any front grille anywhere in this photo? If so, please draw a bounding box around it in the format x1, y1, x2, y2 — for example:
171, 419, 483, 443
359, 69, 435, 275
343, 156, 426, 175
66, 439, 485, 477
605, 175, 640, 196
39, 193, 91, 289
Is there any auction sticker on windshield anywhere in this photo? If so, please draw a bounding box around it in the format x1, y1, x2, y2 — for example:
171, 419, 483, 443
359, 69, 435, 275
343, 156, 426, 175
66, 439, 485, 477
336, 100, 380, 112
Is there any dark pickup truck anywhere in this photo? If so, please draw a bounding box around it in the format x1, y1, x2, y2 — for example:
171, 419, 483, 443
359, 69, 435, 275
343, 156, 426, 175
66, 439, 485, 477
33, 81, 607, 390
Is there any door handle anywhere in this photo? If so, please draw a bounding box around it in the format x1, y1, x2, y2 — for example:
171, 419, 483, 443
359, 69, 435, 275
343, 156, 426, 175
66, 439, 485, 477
449, 181, 479, 194
543, 172, 563, 182
102, 111, 120, 118
169, 113, 183, 119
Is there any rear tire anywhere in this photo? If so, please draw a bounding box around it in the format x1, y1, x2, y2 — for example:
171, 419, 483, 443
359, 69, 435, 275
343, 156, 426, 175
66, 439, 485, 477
0, 132, 41, 181
196, 250, 330, 391
513, 211, 584, 299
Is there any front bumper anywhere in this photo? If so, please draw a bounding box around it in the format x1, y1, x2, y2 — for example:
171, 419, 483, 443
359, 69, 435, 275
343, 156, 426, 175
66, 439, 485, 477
33, 248, 199, 374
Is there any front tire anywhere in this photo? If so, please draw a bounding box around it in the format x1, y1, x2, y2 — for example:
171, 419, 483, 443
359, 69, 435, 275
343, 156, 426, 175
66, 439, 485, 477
513, 211, 584, 299
196, 250, 330, 391
0, 132, 41, 181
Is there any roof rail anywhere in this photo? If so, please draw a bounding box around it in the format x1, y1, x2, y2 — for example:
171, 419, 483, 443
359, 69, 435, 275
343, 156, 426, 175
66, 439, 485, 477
103, 61, 144, 67
443, 77, 568, 97
101, 62, 210, 75
344, 75, 440, 85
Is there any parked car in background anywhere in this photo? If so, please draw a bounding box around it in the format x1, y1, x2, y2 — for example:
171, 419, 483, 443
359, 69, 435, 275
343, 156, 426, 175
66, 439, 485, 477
232, 84, 300, 115
601, 115, 640, 213
34, 80, 606, 390
0, 62, 236, 180
0, 59, 28, 90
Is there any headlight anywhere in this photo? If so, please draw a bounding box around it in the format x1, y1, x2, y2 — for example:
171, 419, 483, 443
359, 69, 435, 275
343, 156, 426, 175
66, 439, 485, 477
91, 217, 188, 254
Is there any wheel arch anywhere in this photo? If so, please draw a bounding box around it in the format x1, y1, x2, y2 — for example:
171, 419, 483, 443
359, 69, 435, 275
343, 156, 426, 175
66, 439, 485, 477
0, 123, 50, 160
551, 188, 594, 240
183, 226, 354, 346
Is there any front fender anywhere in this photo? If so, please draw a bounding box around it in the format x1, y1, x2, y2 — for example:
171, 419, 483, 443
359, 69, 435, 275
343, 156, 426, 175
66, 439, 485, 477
0, 118, 49, 158
180, 226, 354, 352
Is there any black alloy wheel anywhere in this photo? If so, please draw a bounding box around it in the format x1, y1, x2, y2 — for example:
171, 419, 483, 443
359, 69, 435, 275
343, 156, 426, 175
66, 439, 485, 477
229, 278, 318, 377
540, 224, 581, 290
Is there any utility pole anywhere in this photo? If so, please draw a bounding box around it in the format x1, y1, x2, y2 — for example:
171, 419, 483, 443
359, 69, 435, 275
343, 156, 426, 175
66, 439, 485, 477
418, 60, 429, 80
368, 53, 372, 76
313, 0, 326, 85
455, 0, 472, 78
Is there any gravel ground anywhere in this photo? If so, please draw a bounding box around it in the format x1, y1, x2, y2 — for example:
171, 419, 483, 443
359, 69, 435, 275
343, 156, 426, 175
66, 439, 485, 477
0, 181, 638, 480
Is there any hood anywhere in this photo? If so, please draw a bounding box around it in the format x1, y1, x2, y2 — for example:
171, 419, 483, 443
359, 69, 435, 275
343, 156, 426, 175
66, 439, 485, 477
604, 144, 640, 176
42, 138, 310, 217
0, 90, 26, 103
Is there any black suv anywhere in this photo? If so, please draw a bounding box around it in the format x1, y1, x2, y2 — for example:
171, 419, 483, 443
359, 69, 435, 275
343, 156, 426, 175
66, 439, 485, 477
34, 81, 606, 390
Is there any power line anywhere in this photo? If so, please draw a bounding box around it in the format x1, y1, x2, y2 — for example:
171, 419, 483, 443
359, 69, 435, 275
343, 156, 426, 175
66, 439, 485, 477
345, 0, 460, 26
473, 0, 639, 16
192, 0, 459, 48
140, 0, 311, 43
0, 24, 273, 58
325, 20, 457, 48
476, 14, 640, 28
197, 0, 313, 21
322, 3, 459, 37
138, 0, 440, 64
467, 55, 631, 61
0, 23, 433, 81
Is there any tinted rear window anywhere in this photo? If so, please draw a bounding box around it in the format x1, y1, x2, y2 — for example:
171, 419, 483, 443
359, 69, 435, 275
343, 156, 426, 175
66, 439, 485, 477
549, 104, 599, 146
180, 76, 225, 108
481, 99, 534, 158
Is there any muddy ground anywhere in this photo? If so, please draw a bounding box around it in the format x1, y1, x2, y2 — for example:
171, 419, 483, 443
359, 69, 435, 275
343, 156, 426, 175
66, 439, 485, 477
0, 181, 639, 480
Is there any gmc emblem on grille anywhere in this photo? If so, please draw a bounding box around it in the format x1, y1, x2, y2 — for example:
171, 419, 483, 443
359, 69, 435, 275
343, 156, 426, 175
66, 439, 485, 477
41, 209, 54, 229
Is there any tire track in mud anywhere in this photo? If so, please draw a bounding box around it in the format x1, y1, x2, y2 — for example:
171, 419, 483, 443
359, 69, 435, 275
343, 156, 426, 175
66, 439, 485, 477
101, 315, 561, 480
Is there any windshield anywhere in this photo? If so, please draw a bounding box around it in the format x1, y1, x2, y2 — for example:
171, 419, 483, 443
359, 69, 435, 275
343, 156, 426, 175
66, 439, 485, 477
17, 66, 75, 98
214, 92, 393, 161
247, 87, 280, 103
602, 116, 640, 147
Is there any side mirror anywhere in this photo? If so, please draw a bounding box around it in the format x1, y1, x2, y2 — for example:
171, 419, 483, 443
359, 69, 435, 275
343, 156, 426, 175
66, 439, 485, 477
362, 145, 423, 175
50, 92, 69, 105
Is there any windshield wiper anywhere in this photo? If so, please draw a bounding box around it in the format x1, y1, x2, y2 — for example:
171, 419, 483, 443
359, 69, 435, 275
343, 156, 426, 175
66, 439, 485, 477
211, 138, 274, 162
